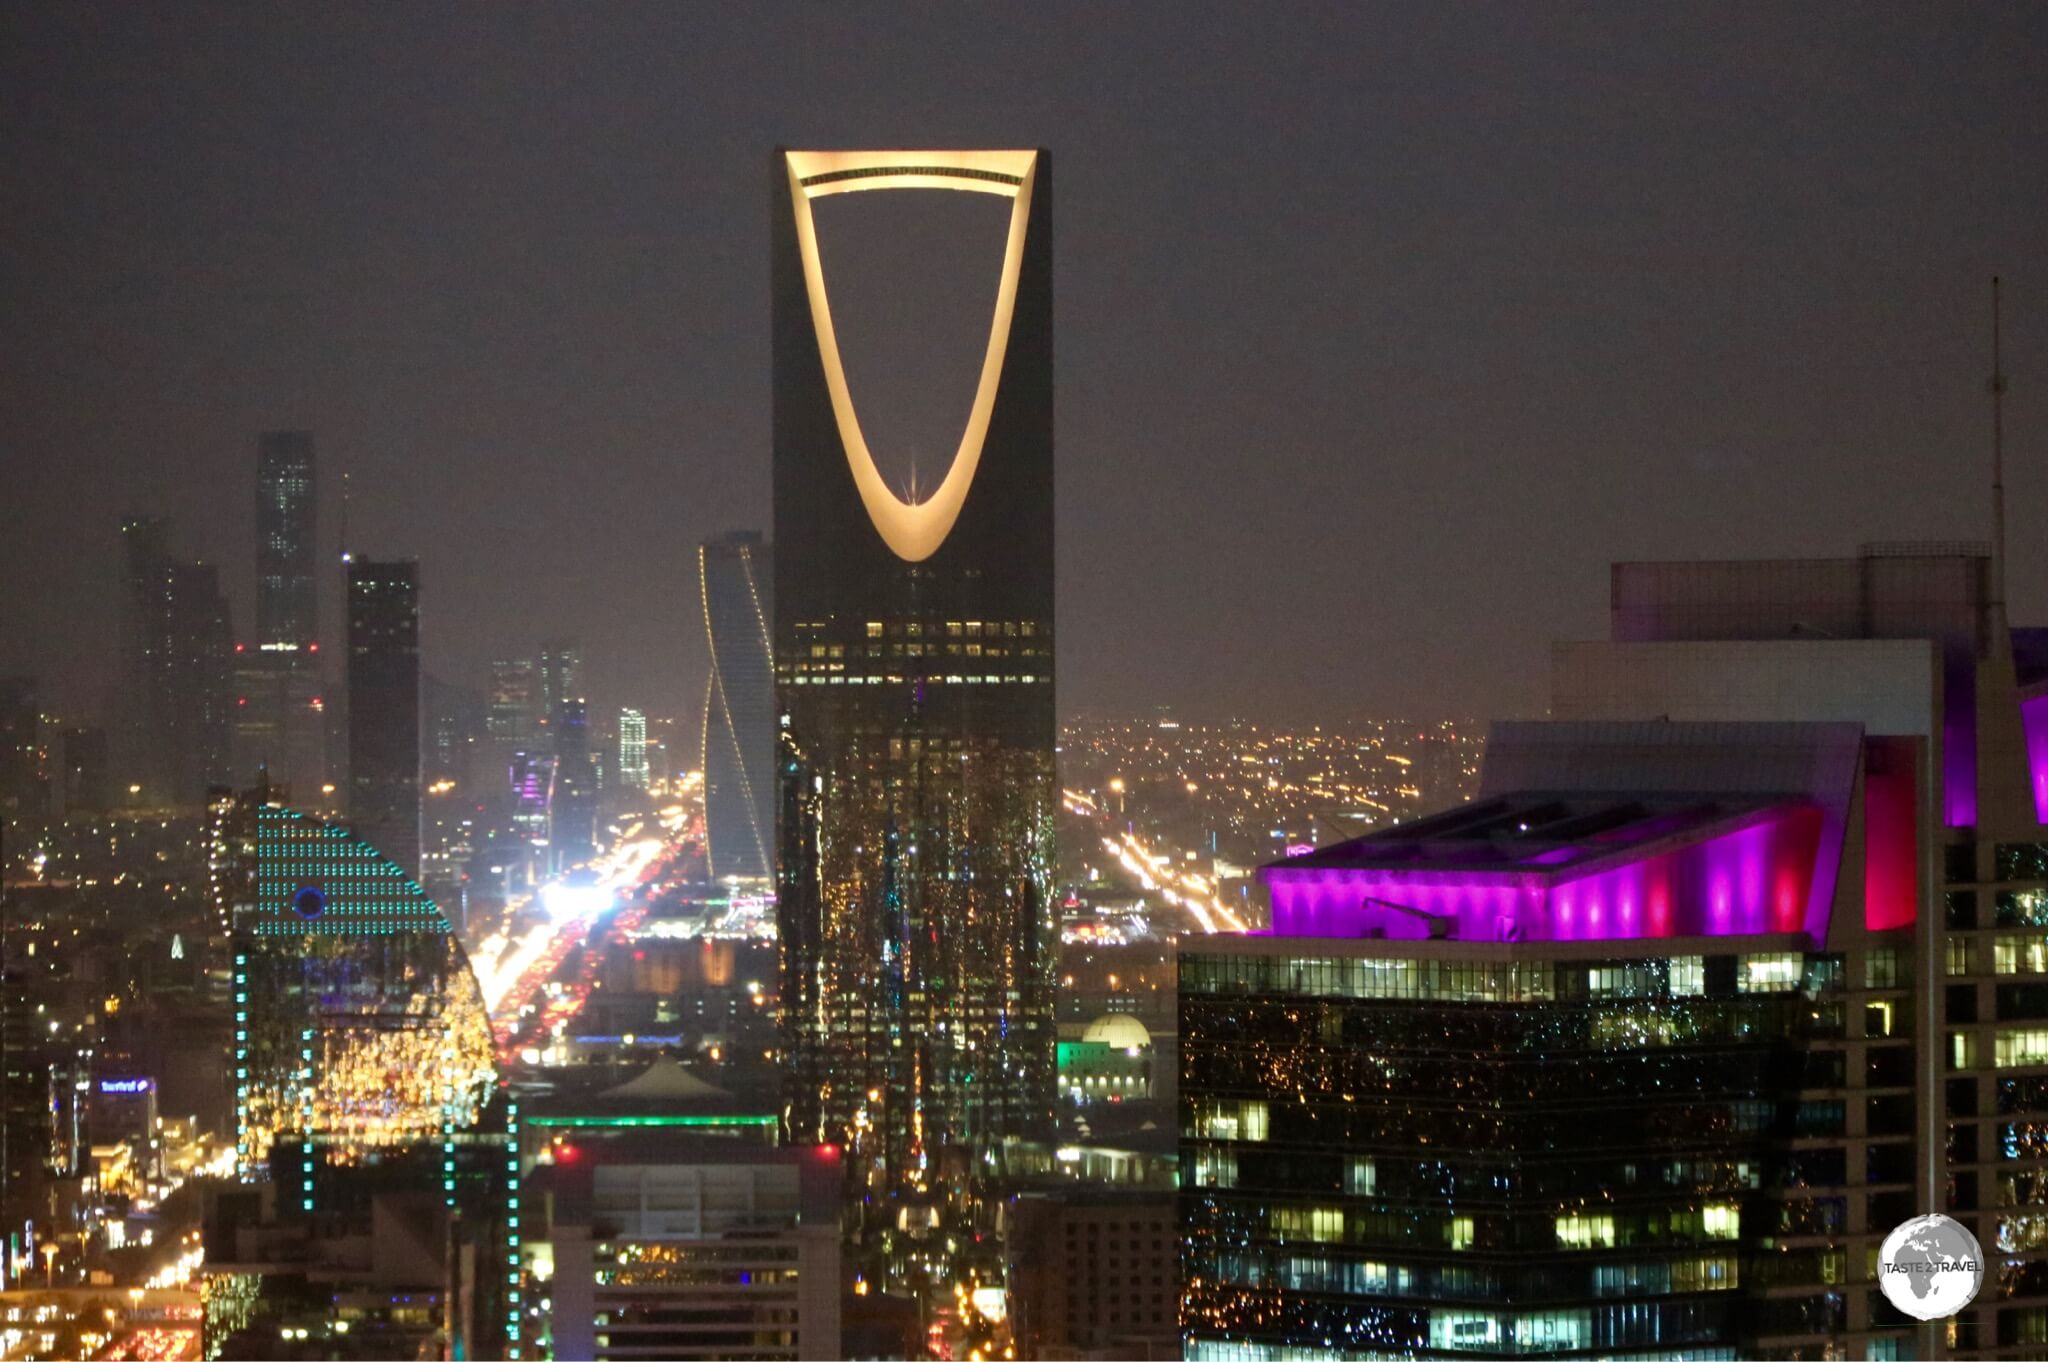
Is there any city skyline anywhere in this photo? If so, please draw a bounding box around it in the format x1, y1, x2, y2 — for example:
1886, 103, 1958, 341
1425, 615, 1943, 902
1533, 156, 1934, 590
4, 7, 2047, 1358
4, 5, 2043, 728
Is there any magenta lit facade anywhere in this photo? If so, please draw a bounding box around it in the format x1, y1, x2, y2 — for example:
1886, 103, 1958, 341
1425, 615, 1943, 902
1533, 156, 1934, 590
1265, 803, 1824, 945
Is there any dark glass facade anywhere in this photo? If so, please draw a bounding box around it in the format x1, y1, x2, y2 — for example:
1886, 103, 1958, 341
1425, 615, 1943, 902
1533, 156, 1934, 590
118, 513, 173, 797
165, 561, 234, 800
117, 517, 234, 802
1180, 941, 1915, 1360
0, 676, 40, 815
772, 151, 1057, 1276
549, 697, 597, 866
700, 531, 775, 883
346, 557, 420, 878
255, 430, 317, 651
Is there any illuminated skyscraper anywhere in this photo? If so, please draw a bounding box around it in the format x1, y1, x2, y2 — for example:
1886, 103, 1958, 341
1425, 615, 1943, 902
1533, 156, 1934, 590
509, 751, 552, 847
235, 432, 327, 797
346, 558, 420, 878
617, 706, 649, 791
538, 641, 581, 731
217, 796, 521, 1356
255, 431, 318, 650
549, 698, 597, 866
699, 531, 773, 883
230, 803, 496, 1176
772, 150, 1057, 1273
487, 657, 540, 817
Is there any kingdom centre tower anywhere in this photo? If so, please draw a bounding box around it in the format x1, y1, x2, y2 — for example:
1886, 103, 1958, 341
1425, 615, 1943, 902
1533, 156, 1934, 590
771, 149, 1057, 1285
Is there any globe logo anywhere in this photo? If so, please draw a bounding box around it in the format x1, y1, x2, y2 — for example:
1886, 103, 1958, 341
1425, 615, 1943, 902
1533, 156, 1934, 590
1878, 1214, 1983, 1320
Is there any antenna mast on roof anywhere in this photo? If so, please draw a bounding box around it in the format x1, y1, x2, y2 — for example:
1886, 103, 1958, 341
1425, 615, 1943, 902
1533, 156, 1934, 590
1991, 277, 2010, 652
339, 470, 352, 565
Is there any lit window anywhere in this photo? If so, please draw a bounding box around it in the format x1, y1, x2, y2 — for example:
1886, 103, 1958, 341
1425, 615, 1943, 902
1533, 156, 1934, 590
1449, 1215, 1475, 1251
1193, 1145, 1237, 1188
1703, 1203, 1740, 1239
1740, 953, 1802, 993
1555, 1213, 1616, 1249
1270, 1205, 1343, 1244
1345, 1157, 1376, 1196
1192, 1099, 1269, 1142
1669, 956, 1706, 996
1671, 1255, 1739, 1292
1996, 935, 2048, 976
1997, 1029, 2048, 1069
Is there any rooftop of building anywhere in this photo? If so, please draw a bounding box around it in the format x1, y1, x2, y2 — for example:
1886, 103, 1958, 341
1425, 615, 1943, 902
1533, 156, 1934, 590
1274, 790, 1799, 877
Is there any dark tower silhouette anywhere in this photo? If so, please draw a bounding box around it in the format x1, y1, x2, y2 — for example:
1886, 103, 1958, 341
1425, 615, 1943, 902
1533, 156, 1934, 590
548, 697, 597, 867
346, 557, 420, 878
256, 431, 318, 650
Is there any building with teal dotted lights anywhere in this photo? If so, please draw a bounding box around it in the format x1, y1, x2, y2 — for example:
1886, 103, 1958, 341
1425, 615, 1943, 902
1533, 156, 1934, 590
236, 805, 496, 1172
221, 800, 524, 1357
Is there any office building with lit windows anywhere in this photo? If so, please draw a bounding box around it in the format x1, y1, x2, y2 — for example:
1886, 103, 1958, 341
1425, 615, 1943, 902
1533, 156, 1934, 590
700, 531, 774, 884
212, 794, 523, 1357
772, 149, 1057, 1283
488, 659, 539, 771
618, 707, 650, 791
232, 432, 329, 798
524, 1136, 841, 1361
1184, 544, 2048, 1360
539, 641, 582, 732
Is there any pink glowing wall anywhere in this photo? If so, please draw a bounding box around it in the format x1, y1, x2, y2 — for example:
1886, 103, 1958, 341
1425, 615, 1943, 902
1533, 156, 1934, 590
1264, 806, 1826, 945
1862, 736, 1919, 932
2021, 693, 2048, 825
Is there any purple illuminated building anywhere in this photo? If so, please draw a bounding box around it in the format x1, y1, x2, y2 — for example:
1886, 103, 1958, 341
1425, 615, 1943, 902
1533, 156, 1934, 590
1184, 543, 2048, 1361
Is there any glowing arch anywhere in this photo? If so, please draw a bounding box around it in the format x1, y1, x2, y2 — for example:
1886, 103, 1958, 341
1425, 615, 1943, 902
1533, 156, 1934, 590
783, 149, 1040, 562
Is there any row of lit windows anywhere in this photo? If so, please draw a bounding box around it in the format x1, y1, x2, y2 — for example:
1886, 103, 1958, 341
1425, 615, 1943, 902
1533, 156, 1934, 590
853, 619, 1040, 639
1199, 1248, 1734, 1308
1207, 1196, 1747, 1254
1183, 951, 1875, 1003
803, 642, 1044, 659
785, 673, 1048, 686
1184, 955, 1558, 1002
1995, 1029, 2048, 1069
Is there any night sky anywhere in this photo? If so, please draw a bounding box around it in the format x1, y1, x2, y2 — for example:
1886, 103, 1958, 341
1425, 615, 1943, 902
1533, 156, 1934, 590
3, 4, 2044, 730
